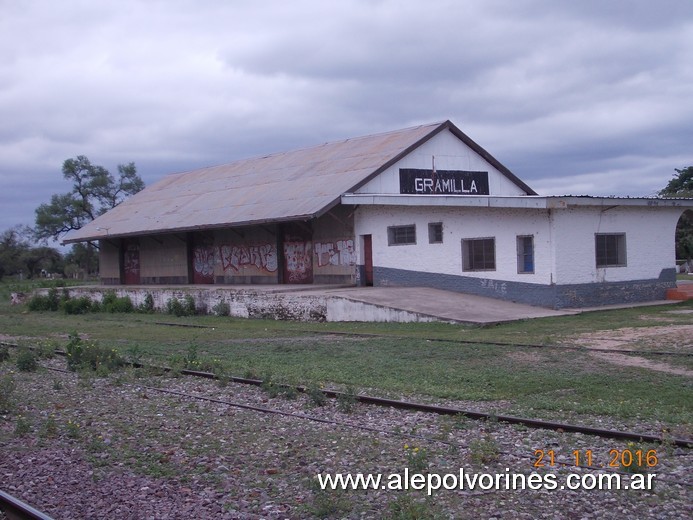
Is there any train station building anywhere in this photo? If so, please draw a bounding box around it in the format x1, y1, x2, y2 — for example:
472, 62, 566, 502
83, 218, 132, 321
63, 120, 693, 309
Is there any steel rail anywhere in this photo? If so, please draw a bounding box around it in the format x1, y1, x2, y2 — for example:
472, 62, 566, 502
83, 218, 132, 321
146, 323, 693, 357
0, 490, 54, 520
140, 385, 692, 487
4, 342, 692, 447
174, 368, 692, 448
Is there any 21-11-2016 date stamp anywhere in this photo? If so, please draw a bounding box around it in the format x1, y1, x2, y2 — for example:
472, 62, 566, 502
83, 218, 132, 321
533, 449, 659, 469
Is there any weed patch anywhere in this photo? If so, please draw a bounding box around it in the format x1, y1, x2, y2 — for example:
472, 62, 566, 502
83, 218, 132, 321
15, 348, 38, 372
65, 334, 124, 373
0, 374, 16, 413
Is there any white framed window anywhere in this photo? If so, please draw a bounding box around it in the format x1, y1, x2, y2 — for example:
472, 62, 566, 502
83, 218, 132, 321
462, 237, 495, 271
517, 235, 534, 274
595, 233, 626, 267
388, 225, 416, 246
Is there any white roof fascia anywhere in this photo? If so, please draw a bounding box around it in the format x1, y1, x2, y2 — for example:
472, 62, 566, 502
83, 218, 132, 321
340, 194, 693, 209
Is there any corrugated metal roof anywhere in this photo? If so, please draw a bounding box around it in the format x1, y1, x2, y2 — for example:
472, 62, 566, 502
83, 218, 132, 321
63, 120, 532, 243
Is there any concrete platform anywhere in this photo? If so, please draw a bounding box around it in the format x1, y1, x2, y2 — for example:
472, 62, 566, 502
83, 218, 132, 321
294, 286, 576, 324
55, 284, 680, 325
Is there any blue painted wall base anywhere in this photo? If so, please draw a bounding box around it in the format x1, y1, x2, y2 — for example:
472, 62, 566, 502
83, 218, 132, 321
365, 266, 677, 309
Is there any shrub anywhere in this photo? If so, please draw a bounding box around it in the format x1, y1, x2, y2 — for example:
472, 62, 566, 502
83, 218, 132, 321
387, 494, 436, 519
306, 384, 327, 407
261, 377, 282, 398
27, 294, 50, 311
0, 374, 16, 413
139, 293, 155, 313
166, 296, 196, 317
14, 415, 31, 436
65, 334, 124, 373
62, 296, 95, 315
126, 345, 143, 365
15, 348, 38, 372
212, 299, 230, 316
184, 343, 198, 368
102, 290, 134, 313
183, 294, 197, 315
404, 444, 429, 472
34, 340, 57, 359
0, 345, 9, 363
27, 287, 60, 312
469, 435, 500, 464
336, 386, 358, 414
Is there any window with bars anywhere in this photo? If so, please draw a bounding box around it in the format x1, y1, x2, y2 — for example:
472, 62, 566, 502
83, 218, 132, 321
595, 233, 626, 267
428, 222, 443, 244
387, 225, 416, 246
462, 237, 495, 271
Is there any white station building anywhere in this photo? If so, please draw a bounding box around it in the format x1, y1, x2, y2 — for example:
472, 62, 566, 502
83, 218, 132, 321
64, 120, 693, 309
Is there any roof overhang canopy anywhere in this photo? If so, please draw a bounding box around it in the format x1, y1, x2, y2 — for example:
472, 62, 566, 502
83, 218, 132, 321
341, 194, 693, 210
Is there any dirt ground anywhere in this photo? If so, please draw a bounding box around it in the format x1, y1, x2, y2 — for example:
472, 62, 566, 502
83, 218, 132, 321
566, 323, 693, 376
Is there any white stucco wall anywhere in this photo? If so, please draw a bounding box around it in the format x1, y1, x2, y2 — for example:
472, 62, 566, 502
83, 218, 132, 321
551, 206, 682, 284
355, 129, 528, 196
354, 204, 683, 288
354, 205, 553, 284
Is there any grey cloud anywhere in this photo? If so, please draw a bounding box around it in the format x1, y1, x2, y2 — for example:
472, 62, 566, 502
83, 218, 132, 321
1, 0, 692, 234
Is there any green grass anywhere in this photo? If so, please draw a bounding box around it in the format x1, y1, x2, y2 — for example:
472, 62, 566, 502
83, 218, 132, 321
1, 286, 691, 432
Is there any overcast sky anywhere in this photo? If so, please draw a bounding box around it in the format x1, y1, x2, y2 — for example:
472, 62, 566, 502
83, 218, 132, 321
2, 0, 692, 241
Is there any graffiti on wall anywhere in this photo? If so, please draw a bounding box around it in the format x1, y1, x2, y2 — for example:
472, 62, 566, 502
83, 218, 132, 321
314, 239, 356, 267
284, 241, 312, 282
123, 244, 140, 275
219, 243, 278, 273
193, 246, 216, 277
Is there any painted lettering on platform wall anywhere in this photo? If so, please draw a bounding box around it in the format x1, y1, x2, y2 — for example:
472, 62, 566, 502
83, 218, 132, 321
219, 243, 278, 273
480, 278, 507, 296
314, 239, 356, 267
399, 169, 490, 195
284, 241, 312, 282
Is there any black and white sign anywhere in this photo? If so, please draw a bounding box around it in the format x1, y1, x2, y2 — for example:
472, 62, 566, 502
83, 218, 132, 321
399, 169, 489, 195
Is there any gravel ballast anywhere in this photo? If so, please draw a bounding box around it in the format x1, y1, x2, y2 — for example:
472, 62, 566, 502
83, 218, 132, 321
0, 360, 690, 519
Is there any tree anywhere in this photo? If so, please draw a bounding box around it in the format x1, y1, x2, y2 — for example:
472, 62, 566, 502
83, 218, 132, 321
21, 246, 64, 279
0, 226, 30, 279
63, 243, 98, 278
0, 226, 63, 280
659, 166, 693, 261
34, 155, 144, 242
34, 156, 144, 277
659, 166, 693, 198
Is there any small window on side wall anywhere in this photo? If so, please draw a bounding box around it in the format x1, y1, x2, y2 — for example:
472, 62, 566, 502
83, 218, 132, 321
595, 233, 626, 267
462, 237, 495, 271
428, 222, 443, 244
388, 225, 416, 246
517, 235, 534, 274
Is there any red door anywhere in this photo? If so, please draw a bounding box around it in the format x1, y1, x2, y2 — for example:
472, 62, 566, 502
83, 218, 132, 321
363, 234, 373, 286
123, 241, 140, 285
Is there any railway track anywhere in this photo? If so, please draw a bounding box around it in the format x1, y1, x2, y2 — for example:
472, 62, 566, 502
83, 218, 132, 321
136, 383, 692, 487
4, 360, 691, 519
151, 322, 693, 357
0, 490, 53, 520
2, 340, 692, 447
174, 369, 693, 448
34, 361, 693, 489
